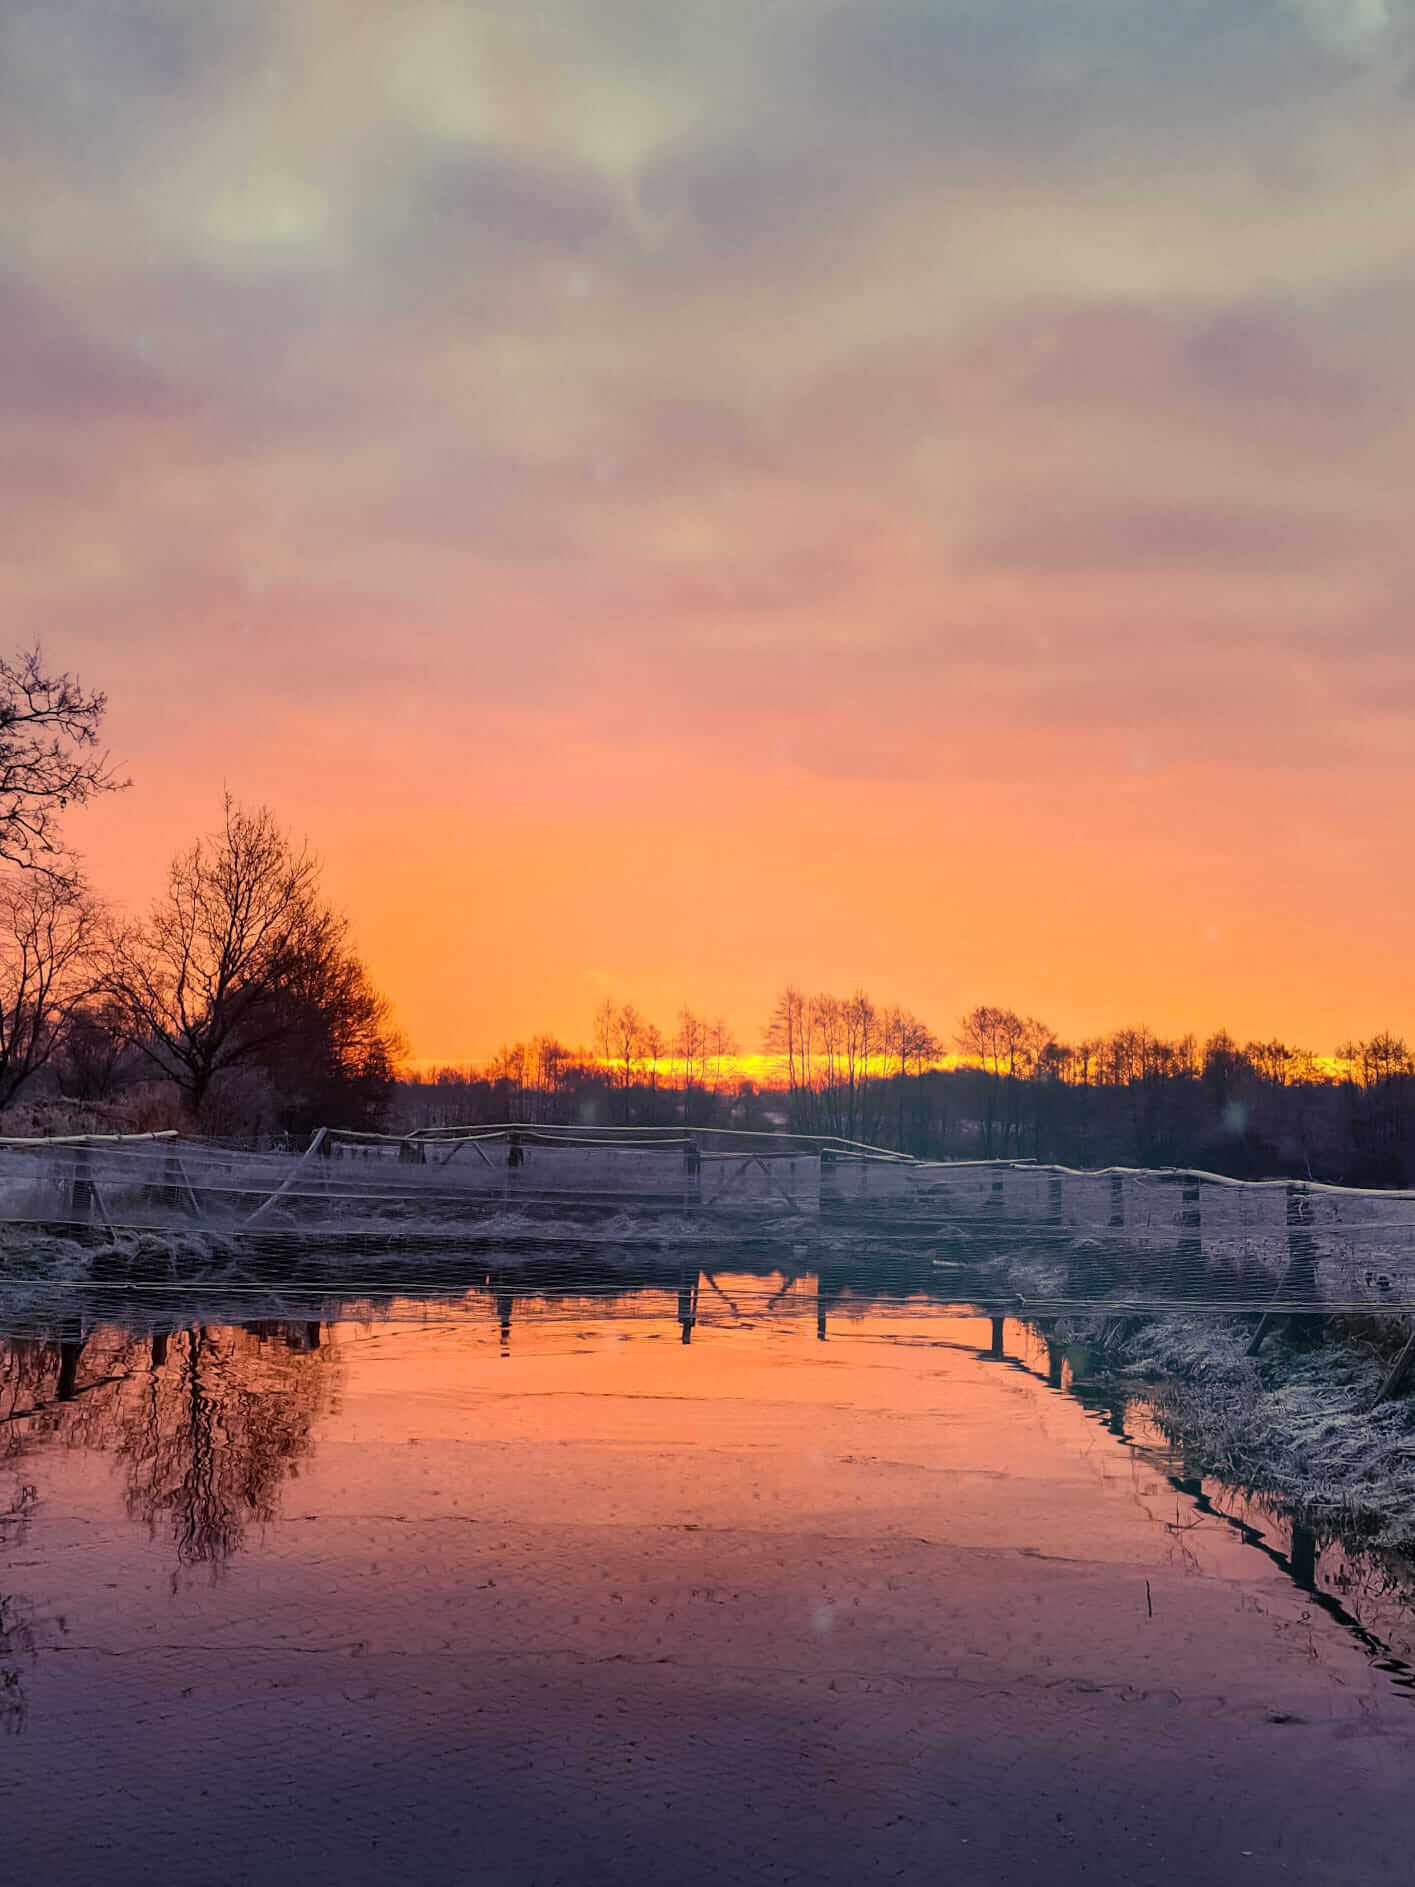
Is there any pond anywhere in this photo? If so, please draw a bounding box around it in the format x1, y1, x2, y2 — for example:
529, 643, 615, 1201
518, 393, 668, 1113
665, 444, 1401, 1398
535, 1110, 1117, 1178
2, 1269, 1414, 1885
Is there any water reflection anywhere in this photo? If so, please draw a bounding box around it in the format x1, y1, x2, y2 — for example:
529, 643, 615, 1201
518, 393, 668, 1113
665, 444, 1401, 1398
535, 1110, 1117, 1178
118, 1324, 334, 1572
1, 1317, 337, 1577
5, 1286, 1413, 1886
3, 1256, 1415, 1690
0, 1477, 37, 1731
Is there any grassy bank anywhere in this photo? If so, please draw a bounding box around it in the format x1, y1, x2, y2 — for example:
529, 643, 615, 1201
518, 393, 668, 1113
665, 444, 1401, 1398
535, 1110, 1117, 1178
1062, 1311, 1415, 1549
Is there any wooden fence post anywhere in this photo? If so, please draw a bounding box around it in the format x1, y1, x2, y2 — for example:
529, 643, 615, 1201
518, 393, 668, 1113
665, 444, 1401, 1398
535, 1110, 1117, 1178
1177, 1179, 1202, 1274
682, 1139, 702, 1209
820, 1147, 839, 1211
1249, 1182, 1322, 1358
70, 1144, 94, 1221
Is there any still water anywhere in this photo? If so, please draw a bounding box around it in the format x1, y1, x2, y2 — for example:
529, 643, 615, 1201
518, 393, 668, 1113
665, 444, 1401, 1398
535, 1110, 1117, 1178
3, 1273, 1414, 1885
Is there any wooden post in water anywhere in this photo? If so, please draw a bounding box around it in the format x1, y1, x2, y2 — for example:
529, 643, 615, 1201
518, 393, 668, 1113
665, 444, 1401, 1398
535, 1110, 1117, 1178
1047, 1340, 1064, 1389
494, 1274, 514, 1350
678, 1263, 699, 1345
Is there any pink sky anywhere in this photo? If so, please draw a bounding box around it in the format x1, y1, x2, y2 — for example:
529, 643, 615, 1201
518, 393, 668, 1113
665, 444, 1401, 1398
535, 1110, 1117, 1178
6, 1, 1414, 1061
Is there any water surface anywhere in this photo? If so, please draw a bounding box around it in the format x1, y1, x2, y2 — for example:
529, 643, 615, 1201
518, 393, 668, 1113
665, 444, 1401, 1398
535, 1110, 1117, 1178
2, 1276, 1413, 1884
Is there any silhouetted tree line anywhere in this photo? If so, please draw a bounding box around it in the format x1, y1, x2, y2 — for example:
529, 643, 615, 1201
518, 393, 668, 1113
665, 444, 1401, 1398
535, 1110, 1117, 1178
400, 993, 1415, 1187
398, 1000, 769, 1135
0, 646, 403, 1140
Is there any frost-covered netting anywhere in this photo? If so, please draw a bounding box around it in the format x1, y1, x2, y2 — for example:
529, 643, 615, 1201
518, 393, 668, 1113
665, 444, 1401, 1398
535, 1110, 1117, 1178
0, 1126, 838, 1243
2, 1130, 1415, 1314
884, 1160, 1415, 1313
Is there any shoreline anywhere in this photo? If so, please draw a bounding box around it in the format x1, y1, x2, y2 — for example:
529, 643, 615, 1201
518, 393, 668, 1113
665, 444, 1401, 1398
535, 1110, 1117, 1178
1057, 1309, 1415, 1551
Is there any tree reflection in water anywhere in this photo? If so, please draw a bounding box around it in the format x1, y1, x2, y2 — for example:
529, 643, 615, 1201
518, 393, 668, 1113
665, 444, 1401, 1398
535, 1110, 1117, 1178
0, 1320, 339, 1578
0, 1477, 38, 1731
117, 1324, 336, 1574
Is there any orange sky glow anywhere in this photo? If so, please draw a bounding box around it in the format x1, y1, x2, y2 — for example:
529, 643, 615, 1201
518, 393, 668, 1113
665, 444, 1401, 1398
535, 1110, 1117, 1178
7, 3, 1415, 1065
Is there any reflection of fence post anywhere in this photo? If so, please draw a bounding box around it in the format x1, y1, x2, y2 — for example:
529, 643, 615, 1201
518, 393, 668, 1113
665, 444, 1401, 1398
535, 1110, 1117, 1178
1289, 1521, 1317, 1590
56, 1323, 84, 1401
989, 1316, 1006, 1357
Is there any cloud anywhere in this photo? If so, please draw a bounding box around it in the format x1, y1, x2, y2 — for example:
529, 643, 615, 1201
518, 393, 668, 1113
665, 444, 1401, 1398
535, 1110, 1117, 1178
1, 0, 1413, 1056
971, 505, 1337, 572
0, 273, 173, 421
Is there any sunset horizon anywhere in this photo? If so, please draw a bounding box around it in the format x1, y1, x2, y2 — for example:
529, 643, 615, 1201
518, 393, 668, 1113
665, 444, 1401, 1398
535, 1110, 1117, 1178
7, 2, 1413, 1070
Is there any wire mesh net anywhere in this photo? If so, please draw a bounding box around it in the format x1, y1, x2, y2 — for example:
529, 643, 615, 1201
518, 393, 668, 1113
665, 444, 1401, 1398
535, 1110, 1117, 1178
0, 1126, 1411, 1317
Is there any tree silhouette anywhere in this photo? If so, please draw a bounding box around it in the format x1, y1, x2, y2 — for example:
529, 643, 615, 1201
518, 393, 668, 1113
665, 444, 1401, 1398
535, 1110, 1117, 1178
0, 646, 124, 880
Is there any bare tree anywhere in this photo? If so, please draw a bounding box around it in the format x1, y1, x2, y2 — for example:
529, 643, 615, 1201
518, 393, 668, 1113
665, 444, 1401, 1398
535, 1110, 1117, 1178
705, 1017, 738, 1097
0, 874, 103, 1108
589, 997, 650, 1117
882, 1005, 939, 1151
641, 1021, 666, 1118
593, 997, 618, 1077
104, 798, 342, 1119
614, 1003, 645, 1100
956, 1005, 1007, 1154
764, 987, 809, 1096
676, 1006, 708, 1095
0, 647, 124, 877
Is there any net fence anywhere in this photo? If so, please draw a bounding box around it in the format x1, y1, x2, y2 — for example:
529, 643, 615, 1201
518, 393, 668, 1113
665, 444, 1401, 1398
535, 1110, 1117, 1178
0, 1126, 1411, 1316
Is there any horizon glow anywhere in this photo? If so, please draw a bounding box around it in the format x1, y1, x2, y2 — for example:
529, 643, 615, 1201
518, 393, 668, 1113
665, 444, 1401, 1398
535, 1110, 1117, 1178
6, 2, 1414, 1062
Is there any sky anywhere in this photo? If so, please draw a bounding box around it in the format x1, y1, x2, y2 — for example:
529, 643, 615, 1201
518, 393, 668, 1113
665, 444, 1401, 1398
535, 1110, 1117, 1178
5, 0, 1415, 1064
